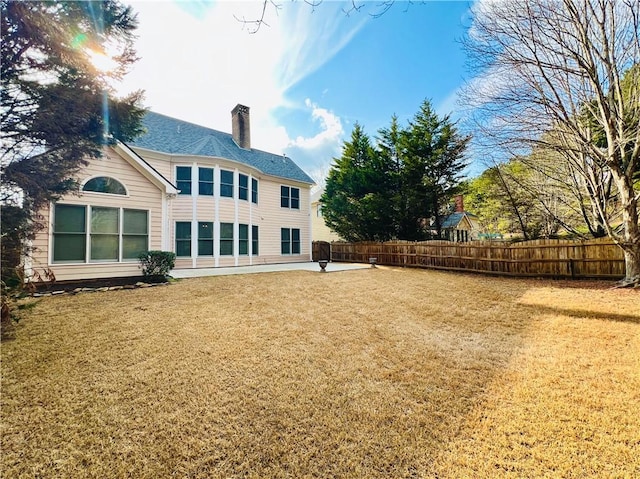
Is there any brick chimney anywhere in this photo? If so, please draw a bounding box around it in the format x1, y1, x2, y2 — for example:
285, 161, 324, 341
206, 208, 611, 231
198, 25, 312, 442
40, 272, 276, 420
231, 104, 251, 149
454, 195, 464, 213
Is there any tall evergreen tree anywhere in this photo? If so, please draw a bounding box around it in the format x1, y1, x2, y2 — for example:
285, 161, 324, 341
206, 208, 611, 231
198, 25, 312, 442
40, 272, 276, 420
1, 1, 145, 290
401, 100, 470, 239
321, 124, 394, 242
321, 101, 469, 242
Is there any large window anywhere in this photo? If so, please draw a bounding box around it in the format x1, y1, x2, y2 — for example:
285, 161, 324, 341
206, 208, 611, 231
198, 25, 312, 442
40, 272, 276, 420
91, 207, 119, 261
281, 228, 300, 255
280, 186, 300, 209
220, 170, 234, 198
199, 168, 213, 196
176, 166, 192, 195
239, 174, 249, 201
251, 178, 258, 204
220, 223, 234, 255
123, 209, 148, 259
175, 222, 191, 257
238, 224, 249, 255
53, 205, 86, 262
198, 222, 213, 256
83, 177, 127, 195
52, 204, 148, 263
252, 225, 259, 255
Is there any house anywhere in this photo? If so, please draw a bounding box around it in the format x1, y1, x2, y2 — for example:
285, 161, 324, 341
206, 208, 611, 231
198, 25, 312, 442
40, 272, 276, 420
310, 188, 342, 242
440, 195, 480, 242
29, 105, 314, 282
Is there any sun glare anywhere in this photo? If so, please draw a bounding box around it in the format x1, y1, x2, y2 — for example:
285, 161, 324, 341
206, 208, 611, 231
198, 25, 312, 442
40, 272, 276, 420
86, 49, 119, 73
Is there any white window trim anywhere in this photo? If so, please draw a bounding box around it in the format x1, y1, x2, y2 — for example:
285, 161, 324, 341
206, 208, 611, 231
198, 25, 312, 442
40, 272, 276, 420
80, 175, 129, 197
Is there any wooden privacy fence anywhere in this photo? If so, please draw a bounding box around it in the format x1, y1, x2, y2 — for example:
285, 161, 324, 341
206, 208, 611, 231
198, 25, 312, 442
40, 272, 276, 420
328, 238, 625, 279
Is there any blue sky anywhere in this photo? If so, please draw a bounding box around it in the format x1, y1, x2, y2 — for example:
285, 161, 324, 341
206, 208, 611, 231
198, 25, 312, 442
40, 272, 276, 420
118, 1, 475, 184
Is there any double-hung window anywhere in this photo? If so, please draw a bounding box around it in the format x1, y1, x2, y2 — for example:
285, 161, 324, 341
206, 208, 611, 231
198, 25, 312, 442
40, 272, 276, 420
280, 186, 300, 209
199, 168, 213, 196
52, 204, 148, 263
251, 178, 258, 204
239, 224, 249, 255
220, 223, 234, 255
175, 222, 192, 257
281, 228, 300, 255
53, 205, 87, 262
239, 174, 249, 201
252, 225, 259, 255
198, 222, 213, 256
220, 170, 234, 198
122, 209, 149, 259
176, 166, 192, 195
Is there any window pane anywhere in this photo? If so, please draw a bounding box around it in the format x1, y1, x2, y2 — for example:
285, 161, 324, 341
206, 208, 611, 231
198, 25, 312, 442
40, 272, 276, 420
83, 177, 127, 195
177, 167, 191, 196
252, 178, 258, 204
176, 222, 191, 240
199, 168, 214, 196
199, 168, 213, 181
91, 235, 119, 261
176, 240, 191, 257
123, 209, 147, 235
91, 207, 119, 234
177, 166, 191, 180
280, 186, 289, 208
220, 223, 234, 239
176, 222, 192, 257
252, 225, 259, 256
198, 222, 213, 239
291, 188, 300, 200
239, 224, 248, 255
53, 234, 85, 262
199, 182, 213, 196
123, 236, 148, 259
239, 174, 248, 188
54, 205, 86, 233
198, 240, 213, 256
239, 224, 248, 240
221, 170, 234, 198
221, 170, 234, 184
177, 181, 192, 195
220, 241, 233, 256
281, 228, 290, 255
219, 184, 232, 197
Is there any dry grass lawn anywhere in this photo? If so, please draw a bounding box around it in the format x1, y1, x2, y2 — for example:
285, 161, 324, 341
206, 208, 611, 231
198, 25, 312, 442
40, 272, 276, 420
2, 267, 639, 478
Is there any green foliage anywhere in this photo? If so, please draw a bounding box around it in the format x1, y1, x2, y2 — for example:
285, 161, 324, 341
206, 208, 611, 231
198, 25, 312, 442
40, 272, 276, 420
321, 100, 469, 241
1, 0, 145, 301
138, 251, 176, 281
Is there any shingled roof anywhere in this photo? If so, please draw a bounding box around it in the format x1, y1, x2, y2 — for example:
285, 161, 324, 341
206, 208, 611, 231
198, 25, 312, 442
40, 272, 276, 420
129, 111, 314, 184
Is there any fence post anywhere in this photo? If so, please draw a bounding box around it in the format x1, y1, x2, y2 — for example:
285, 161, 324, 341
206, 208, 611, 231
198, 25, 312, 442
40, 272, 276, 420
569, 258, 575, 279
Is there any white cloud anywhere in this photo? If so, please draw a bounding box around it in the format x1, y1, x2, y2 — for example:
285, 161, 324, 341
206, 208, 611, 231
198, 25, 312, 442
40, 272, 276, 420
284, 98, 344, 179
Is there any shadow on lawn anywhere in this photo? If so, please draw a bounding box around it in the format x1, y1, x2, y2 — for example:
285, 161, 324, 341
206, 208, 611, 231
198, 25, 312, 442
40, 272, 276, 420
521, 303, 640, 324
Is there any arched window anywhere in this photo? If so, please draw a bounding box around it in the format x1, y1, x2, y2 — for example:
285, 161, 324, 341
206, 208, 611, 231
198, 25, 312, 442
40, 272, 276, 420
83, 177, 127, 195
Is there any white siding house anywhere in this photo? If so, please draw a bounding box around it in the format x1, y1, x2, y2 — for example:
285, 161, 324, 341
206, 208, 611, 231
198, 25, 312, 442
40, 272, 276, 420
30, 105, 314, 281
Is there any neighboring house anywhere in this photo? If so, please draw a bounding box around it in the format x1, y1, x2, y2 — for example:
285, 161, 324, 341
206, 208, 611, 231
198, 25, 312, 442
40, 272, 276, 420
440, 195, 480, 242
310, 188, 342, 242
29, 104, 314, 282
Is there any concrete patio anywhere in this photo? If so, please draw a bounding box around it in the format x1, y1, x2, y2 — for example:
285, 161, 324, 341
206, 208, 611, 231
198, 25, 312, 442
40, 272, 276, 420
170, 261, 370, 278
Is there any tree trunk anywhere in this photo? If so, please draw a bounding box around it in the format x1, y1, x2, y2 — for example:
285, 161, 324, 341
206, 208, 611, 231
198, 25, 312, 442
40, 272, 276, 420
612, 171, 640, 286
